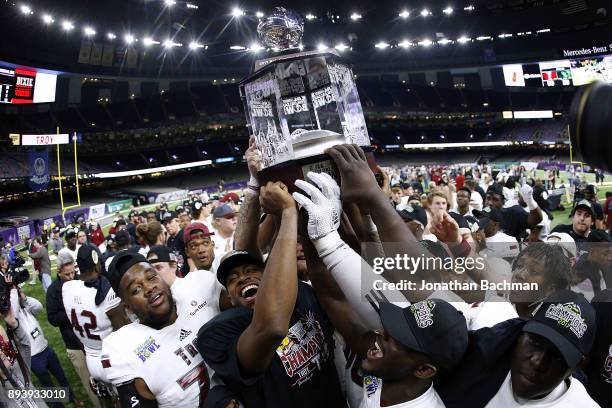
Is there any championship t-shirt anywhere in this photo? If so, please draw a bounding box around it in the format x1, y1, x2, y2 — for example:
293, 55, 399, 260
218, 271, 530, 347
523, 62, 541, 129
196, 282, 346, 408
102, 269, 222, 407
585, 289, 612, 407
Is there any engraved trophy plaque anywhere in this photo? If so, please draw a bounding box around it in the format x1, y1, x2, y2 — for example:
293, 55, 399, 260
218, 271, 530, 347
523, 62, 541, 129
240, 7, 375, 190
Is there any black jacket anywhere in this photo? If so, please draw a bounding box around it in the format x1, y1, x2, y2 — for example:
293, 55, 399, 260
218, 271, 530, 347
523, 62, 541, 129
45, 278, 83, 351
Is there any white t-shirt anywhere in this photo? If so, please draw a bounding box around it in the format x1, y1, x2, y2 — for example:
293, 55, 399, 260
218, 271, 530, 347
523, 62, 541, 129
211, 232, 234, 255
360, 378, 445, 408
10, 289, 48, 356
102, 269, 222, 407
62, 280, 120, 356
486, 372, 600, 407
471, 191, 484, 211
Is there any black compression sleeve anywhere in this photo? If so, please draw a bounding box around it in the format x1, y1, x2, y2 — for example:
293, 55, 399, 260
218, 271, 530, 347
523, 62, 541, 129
117, 382, 158, 408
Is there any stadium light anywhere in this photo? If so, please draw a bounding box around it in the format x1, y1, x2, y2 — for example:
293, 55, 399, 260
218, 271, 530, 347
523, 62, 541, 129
398, 40, 412, 48
536, 28, 551, 33
249, 42, 264, 52
335, 43, 349, 51
464, 5, 475, 11
476, 36, 492, 41
438, 38, 452, 45
421, 8, 431, 17
20, 5, 33, 15
350, 12, 362, 21
186, 3, 199, 9
144, 37, 160, 47
84, 27, 96, 37
230, 45, 246, 50
375, 41, 390, 49
418, 39, 433, 47
189, 41, 205, 50
317, 43, 328, 51
164, 0, 176, 6
457, 36, 471, 44
443, 6, 453, 15
305, 13, 316, 20
255, 11, 264, 18
164, 39, 182, 48
399, 10, 410, 18
498, 33, 513, 38
62, 20, 74, 31
107, 32, 117, 40
232, 7, 245, 17
42, 14, 54, 24
124, 34, 135, 44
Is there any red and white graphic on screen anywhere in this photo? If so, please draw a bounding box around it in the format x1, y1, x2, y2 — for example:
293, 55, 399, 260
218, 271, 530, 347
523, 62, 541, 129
12, 68, 36, 104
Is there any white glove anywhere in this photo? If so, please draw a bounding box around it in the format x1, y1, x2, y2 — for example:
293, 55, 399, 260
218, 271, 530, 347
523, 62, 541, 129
519, 184, 538, 211
293, 172, 342, 255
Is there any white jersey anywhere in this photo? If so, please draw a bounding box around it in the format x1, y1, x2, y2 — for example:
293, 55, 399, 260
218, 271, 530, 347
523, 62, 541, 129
361, 378, 445, 408
62, 280, 120, 356
102, 269, 222, 407
486, 372, 600, 407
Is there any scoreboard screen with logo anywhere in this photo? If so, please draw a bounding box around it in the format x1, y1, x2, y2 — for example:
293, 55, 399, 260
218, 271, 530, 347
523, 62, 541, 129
0, 65, 57, 104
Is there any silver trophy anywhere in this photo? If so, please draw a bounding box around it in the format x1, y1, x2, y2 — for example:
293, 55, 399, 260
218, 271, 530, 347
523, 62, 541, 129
240, 7, 373, 188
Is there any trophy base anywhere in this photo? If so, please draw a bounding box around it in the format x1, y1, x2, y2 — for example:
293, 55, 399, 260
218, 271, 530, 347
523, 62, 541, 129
257, 146, 377, 193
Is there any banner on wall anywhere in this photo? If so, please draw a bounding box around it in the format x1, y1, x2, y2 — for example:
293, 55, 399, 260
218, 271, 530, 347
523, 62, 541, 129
89, 203, 107, 219
155, 190, 189, 204
107, 199, 132, 213
28, 148, 50, 192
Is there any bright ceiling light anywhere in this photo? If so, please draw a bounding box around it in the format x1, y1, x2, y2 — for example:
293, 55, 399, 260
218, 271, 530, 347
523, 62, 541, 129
189, 41, 205, 50
317, 43, 328, 51
464, 5, 475, 11
305, 13, 316, 20
84, 27, 96, 37
107, 32, 117, 40
419, 39, 433, 47
230, 45, 246, 50
42, 14, 54, 24
232, 7, 245, 17
498, 33, 513, 38
536, 28, 551, 33
350, 12, 362, 21
164, 39, 182, 48
335, 43, 349, 51
249, 43, 264, 52
375, 41, 390, 49
399, 10, 410, 18
457, 36, 470, 44
124, 34, 135, 44
186, 3, 199, 9
398, 40, 412, 48
164, 0, 176, 6
20, 5, 32, 15
443, 7, 453, 15
61, 20, 74, 31
421, 9, 431, 17
144, 37, 160, 46
438, 38, 452, 45
476, 35, 492, 41
255, 11, 264, 18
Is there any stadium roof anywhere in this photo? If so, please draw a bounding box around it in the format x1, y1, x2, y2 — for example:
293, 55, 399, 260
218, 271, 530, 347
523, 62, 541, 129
0, 0, 610, 76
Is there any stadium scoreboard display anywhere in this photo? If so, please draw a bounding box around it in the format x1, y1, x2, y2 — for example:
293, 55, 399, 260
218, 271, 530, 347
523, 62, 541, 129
0, 65, 57, 104
503, 52, 612, 88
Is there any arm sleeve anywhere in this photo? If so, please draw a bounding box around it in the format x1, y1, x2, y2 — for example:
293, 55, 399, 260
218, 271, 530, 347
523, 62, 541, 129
46, 286, 71, 327
28, 250, 42, 259
116, 382, 158, 408
10, 318, 32, 369
314, 232, 410, 330
102, 335, 137, 386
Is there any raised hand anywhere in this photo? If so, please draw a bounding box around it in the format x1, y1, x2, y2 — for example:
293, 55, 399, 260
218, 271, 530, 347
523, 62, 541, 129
428, 212, 461, 244
245, 135, 263, 187
292, 172, 342, 240
259, 181, 295, 215
325, 144, 381, 210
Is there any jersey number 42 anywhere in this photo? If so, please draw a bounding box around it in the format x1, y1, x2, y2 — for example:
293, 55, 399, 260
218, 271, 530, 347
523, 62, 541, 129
70, 309, 101, 340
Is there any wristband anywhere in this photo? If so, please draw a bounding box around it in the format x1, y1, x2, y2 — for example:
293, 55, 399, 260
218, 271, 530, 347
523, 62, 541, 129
525, 198, 538, 211
449, 239, 472, 258
248, 175, 259, 189
313, 231, 344, 257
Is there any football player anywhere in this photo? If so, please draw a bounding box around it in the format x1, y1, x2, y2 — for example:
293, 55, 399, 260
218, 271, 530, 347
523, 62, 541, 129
101, 251, 225, 407
62, 244, 128, 382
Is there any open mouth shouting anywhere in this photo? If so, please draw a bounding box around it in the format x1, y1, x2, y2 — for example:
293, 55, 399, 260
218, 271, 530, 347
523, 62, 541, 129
149, 292, 165, 307
240, 283, 259, 303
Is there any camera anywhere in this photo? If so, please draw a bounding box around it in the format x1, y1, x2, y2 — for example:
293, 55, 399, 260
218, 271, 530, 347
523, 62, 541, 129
0, 255, 30, 315
568, 81, 612, 172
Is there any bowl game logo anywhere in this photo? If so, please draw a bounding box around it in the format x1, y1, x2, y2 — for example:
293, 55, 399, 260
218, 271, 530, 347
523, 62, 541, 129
544, 302, 587, 339
276, 311, 328, 385
410, 300, 436, 328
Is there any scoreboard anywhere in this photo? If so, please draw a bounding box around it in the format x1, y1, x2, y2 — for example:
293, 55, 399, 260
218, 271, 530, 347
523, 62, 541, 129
0, 65, 57, 104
